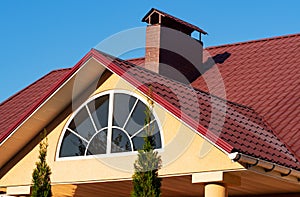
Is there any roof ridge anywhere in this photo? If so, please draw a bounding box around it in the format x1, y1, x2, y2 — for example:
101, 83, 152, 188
120, 54, 256, 113
52, 67, 72, 72
125, 57, 145, 61
191, 85, 255, 110
250, 108, 300, 166
102, 50, 266, 119
205, 32, 300, 50
0, 68, 71, 107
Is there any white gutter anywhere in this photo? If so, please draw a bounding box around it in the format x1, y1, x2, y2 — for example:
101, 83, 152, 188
229, 152, 300, 180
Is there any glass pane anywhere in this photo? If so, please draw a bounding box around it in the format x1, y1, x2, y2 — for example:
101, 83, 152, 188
86, 130, 107, 155
69, 107, 95, 141
88, 95, 109, 131
113, 93, 136, 127
132, 121, 162, 150
111, 128, 132, 153
125, 101, 154, 136
59, 130, 87, 157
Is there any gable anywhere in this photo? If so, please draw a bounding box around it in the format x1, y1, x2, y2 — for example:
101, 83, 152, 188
0, 65, 243, 188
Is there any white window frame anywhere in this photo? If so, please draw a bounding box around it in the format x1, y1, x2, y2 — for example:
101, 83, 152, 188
56, 89, 164, 161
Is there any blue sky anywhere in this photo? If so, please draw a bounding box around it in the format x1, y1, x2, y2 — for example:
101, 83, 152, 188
0, 0, 299, 102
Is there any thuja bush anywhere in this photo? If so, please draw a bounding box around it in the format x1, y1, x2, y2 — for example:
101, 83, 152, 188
31, 129, 52, 197
131, 90, 162, 197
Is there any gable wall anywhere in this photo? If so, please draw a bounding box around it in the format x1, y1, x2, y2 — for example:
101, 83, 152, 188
0, 70, 243, 187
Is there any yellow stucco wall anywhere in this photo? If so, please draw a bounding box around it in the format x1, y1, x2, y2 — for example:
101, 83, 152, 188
0, 71, 244, 187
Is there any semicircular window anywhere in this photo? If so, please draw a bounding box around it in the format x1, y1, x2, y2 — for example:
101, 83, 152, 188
59, 91, 162, 158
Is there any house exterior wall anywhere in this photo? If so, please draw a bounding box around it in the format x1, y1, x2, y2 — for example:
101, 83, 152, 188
0, 72, 244, 188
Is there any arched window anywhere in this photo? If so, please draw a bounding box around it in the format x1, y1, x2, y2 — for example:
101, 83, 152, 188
58, 90, 162, 158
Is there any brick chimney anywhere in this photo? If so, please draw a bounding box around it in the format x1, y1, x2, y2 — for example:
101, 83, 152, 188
142, 8, 207, 83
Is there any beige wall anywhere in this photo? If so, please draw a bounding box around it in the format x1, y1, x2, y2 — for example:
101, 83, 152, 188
0, 72, 244, 187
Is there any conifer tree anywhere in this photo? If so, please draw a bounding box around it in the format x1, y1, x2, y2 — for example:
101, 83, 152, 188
31, 129, 52, 197
131, 88, 162, 197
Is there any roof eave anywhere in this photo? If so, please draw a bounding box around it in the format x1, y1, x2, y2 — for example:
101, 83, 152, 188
229, 152, 300, 180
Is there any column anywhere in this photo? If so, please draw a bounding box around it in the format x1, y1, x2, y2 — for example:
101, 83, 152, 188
204, 183, 227, 197
192, 171, 240, 197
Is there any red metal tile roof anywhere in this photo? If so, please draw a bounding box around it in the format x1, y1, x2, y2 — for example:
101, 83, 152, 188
192, 33, 300, 161
0, 68, 71, 141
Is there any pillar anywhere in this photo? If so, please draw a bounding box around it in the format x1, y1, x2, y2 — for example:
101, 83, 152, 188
204, 183, 227, 197
192, 171, 240, 197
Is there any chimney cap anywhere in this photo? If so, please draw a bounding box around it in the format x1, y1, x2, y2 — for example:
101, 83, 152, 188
142, 8, 208, 35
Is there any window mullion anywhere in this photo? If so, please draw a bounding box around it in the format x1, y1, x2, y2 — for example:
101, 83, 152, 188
106, 92, 114, 154
130, 119, 156, 138
67, 128, 89, 143
122, 98, 138, 129
85, 105, 98, 133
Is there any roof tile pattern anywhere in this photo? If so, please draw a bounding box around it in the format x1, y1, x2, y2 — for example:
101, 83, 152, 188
0, 68, 71, 141
192, 33, 300, 160
100, 51, 300, 169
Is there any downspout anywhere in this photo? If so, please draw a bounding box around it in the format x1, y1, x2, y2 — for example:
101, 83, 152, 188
229, 152, 300, 181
